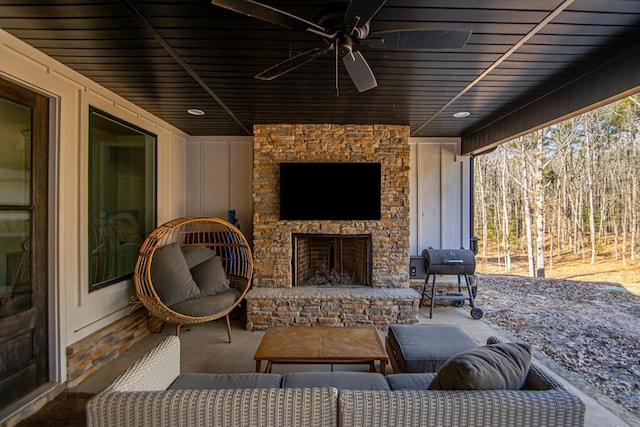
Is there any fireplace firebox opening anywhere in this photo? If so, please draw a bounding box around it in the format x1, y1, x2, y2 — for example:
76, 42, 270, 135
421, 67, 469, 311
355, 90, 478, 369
292, 233, 372, 287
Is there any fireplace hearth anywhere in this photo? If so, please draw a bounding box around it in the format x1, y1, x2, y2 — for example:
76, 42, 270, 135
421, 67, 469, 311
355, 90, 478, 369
293, 234, 371, 286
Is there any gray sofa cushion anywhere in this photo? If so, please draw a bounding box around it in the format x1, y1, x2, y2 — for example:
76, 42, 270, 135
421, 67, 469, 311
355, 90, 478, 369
387, 324, 478, 372
428, 342, 532, 390
190, 256, 230, 296
181, 245, 216, 268
169, 373, 283, 389
386, 373, 436, 390
170, 288, 239, 316
282, 372, 390, 390
151, 242, 201, 306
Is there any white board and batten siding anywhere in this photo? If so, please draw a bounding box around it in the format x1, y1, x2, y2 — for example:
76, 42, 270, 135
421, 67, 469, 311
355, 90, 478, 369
186, 137, 254, 246
410, 138, 472, 256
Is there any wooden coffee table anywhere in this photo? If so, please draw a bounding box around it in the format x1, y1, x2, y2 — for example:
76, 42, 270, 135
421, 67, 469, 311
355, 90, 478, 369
254, 326, 389, 374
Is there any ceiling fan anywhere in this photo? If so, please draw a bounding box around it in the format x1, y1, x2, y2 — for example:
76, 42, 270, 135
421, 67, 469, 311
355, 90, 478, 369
211, 0, 472, 93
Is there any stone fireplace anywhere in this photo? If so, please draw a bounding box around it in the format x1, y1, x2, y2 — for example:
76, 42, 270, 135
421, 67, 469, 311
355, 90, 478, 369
293, 234, 372, 287
246, 124, 420, 330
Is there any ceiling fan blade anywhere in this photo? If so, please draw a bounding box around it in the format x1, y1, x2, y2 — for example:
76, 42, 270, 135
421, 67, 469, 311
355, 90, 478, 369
344, 0, 387, 27
212, 0, 327, 35
342, 51, 377, 92
255, 47, 331, 81
368, 29, 472, 50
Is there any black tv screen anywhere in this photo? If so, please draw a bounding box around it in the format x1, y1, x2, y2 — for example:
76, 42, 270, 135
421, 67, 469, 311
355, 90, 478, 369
279, 162, 381, 220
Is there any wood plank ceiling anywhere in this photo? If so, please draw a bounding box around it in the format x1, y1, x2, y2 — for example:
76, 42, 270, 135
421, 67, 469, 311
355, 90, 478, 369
1, 0, 639, 153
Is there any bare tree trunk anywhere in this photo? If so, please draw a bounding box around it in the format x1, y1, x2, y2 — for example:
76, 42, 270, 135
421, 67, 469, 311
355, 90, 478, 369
477, 162, 489, 256
599, 201, 606, 244
519, 139, 535, 277
622, 196, 628, 266
557, 201, 562, 259
549, 216, 554, 269
614, 221, 620, 260
631, 155, 637, 261
533, 130, 546, 277
583, 119, 597, 264
560, 158, 568, 258
578, 191, 585, 261
500, 149, 511, 272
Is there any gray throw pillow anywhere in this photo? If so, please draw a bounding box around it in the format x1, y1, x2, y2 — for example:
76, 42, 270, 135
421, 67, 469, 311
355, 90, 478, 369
427, 342, 532, 390
151, 242, 201, 306
190, 256, 230, 296
181, 245, 216, 268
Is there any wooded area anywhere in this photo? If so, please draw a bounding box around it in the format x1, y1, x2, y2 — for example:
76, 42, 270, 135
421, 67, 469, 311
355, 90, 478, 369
473, 94, 639, 278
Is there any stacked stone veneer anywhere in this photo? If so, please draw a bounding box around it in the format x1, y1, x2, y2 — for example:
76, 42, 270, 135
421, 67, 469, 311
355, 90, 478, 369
247, 287, 420, 330
66, 308, 161, 388
247, 124, 420, 330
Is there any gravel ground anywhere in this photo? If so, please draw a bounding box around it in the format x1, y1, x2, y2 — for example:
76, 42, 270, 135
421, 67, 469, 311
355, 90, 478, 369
476, 274, 640, 419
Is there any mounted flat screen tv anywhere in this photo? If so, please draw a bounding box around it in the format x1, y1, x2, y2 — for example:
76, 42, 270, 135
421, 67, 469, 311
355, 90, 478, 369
280, 162, 381, 220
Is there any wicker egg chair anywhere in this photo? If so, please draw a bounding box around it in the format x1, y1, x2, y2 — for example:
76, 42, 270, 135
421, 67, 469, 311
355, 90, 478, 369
134, 217, 253, 342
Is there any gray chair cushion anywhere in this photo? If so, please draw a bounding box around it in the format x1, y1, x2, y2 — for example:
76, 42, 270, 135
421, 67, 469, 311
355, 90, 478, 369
386, 373, 436, 390
191, 256, 230, 296
282, 372, 390, 390
170, 288, 239, 316
428, 342, 532, 390
151, 242, 201, 306
169, 373, 283, 389
387, 324, 478, 372
181, 245, 216, 268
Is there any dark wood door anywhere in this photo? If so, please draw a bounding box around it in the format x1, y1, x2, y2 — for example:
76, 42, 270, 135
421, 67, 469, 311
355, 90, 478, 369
0, 78, 49, 408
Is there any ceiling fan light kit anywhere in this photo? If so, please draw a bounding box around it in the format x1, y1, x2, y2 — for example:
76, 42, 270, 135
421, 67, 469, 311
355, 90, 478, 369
211, 0, 471, 93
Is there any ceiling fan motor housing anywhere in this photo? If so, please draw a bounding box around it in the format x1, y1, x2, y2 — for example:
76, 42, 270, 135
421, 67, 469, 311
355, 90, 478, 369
315, 1, 371, 45
339, 37, 353, 56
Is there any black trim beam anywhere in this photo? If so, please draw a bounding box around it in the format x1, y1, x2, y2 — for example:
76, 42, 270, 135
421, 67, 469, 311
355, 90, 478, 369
462, 45, 640, 155
411, 0, 576, 137
119, 0, 252, 136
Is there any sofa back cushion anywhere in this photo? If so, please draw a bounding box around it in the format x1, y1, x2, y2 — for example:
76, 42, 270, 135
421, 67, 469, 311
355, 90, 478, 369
428, 342, 531, 390
283, 372, 390, 390
169, 372, 282, 389
386, 373, 436, 390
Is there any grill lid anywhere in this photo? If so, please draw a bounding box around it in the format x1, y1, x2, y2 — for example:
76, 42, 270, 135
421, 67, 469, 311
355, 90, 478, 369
422, 248, 476, 275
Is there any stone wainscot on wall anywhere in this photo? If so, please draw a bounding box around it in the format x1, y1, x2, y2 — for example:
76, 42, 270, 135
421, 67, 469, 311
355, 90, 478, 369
246, 124, 420, 330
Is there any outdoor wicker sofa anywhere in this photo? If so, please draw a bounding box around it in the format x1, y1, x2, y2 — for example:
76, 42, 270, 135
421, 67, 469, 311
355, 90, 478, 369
86, 335, 585, 427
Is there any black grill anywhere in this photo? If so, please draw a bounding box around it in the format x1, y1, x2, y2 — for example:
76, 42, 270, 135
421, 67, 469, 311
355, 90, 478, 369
421, 248, 483, 320
422, 248, 476, 276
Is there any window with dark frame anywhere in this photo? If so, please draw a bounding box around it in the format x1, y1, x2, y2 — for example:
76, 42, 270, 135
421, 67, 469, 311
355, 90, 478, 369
88, 107, 156, 292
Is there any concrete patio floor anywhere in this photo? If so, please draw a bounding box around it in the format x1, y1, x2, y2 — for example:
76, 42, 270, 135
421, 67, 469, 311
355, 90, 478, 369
73, 305, 636, 427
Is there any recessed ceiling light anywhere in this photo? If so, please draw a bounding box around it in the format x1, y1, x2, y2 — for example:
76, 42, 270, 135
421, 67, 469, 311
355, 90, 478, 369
453, 111, 471, 118
187, 108, 205, 116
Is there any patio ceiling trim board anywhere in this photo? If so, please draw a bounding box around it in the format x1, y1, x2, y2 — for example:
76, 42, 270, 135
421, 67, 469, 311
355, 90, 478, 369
410, 0, 576, 138
118, 0, 252, 136
461, 45, 640, 155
